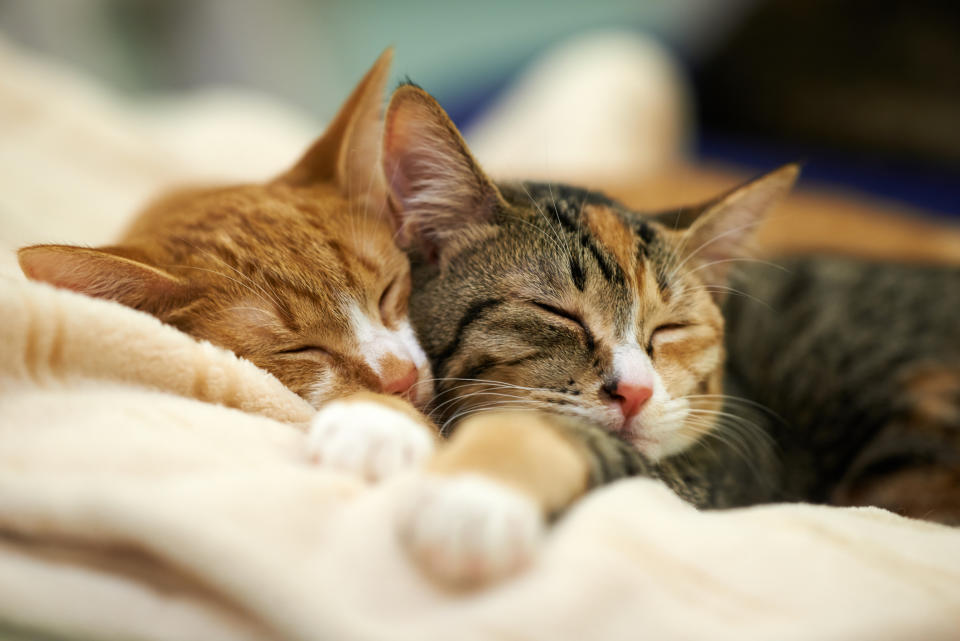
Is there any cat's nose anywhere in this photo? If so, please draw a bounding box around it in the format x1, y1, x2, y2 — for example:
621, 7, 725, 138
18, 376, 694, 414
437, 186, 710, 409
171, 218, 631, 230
604, 378, 653, 423
380, 361, 418, 397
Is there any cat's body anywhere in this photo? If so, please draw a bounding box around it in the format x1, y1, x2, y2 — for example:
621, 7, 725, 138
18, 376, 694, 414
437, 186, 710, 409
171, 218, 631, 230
379, 84, 799, 584
711, 256, 960, 520
19, 51, 438, 481
380, 83, 960, 585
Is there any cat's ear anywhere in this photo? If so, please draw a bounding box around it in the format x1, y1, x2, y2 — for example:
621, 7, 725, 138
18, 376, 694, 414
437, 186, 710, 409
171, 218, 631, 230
669, 164, 799, 290
382, 84, 505, 256
18, 245, 189, 313
277, 48, 392, 208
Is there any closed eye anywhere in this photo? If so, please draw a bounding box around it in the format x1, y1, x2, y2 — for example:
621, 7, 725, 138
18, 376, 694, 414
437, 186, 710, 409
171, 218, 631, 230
379, 273, 410, 326
530, 301, 595, 350
379, 276, 398, 319
277, 345, 330, 357
647, 323, 689, 355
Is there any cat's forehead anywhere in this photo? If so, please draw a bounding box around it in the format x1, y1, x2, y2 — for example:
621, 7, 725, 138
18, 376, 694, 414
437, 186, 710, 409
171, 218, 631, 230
498, 183, 659, 276
182, 184, 400, 266
499, 182, 658, 251
489, 182, 694, 334
140, 182, 404, 319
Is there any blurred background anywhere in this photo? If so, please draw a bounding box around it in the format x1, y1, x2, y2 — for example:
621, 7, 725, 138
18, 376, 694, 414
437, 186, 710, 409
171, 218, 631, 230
1, 0, 957, 221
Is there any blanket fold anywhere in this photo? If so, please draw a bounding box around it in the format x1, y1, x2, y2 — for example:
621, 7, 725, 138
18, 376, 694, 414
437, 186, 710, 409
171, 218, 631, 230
2, 31, 960, 641
2, 277, 960, 641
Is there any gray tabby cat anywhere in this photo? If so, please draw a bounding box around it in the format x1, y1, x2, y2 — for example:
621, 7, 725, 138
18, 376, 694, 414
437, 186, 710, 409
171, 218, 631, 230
720, 257, 960, 520
380, 84, 960, 586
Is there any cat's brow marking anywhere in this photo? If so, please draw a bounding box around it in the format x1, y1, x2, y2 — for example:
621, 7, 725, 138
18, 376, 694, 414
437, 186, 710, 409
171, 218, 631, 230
434, 297, 505, 374
569, 255, 587, 291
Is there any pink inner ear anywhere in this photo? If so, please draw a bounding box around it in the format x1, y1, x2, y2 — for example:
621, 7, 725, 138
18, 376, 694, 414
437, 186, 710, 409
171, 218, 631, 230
20, 248, 99, 293
19, 246, 184, 308
383, 104, 430, 209
383, 90, 503, 256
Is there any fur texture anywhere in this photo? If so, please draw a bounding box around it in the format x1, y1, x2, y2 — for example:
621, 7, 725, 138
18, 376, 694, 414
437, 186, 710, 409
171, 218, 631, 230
17, 51, 439, 481
18, 50, 433, 415
382, 84, 795, 584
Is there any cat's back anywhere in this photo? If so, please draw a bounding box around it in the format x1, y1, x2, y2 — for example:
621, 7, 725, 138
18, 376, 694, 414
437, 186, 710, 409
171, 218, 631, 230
726, 255, 960, 365
722, 255, 960, 502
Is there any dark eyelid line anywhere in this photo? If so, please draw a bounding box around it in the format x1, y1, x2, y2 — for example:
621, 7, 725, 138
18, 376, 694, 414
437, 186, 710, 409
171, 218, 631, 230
654, 322, 689, 333
277, 345, 330, 356
530, 300, 596, 351
646, 322, 690, 355
379, 276, 397, 306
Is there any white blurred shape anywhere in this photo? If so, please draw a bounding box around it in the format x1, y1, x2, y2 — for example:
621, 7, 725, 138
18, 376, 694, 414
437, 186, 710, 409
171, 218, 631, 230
467, 30, 692, 184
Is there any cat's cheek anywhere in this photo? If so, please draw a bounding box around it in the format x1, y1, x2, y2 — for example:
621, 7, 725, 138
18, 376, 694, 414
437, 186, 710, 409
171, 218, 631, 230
395, 474, 544, 587
628, 384, 691, 461
306, 400, 435, 481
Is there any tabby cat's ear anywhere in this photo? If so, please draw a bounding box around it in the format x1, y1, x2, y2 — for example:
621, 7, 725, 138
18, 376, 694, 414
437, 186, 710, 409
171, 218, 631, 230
669, 164, 799, 290
277, 48, 392, 209
382, 84, 505, 256
18, 245, 189, 313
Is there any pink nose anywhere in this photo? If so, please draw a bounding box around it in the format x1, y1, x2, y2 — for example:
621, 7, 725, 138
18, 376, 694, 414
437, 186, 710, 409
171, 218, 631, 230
381, 362, 418, 397
610, 380, 653, 422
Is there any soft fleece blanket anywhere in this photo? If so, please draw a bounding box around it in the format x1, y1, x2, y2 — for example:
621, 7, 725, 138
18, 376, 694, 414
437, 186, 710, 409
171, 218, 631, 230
2, 34, 960, 641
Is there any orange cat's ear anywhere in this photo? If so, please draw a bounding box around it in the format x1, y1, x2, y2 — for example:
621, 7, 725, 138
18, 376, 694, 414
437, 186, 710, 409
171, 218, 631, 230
18, 245, 189, 313
278, 48, 392, 208
669, 164, 799, 290
382, 84, 505, 255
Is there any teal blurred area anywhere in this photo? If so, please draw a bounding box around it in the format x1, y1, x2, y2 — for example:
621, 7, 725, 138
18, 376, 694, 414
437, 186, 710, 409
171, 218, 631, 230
2, 0, 958, 216
0, 0, 746, 122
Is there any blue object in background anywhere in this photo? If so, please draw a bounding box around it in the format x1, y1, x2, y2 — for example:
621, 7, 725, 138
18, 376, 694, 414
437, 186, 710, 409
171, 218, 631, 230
698, 133, 960, 219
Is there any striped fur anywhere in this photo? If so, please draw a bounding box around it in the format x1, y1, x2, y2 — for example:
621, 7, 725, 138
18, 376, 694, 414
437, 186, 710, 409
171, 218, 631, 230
383, 84, 795, 512
19, 51, 435, 415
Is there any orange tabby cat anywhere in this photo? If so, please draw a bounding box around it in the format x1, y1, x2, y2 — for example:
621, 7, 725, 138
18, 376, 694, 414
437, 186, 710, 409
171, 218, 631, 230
18, 50, 437, 481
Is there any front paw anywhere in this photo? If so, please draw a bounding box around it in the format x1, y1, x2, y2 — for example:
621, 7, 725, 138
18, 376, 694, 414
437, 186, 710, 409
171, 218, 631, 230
396, 474, 544, 588
306, 400, 435, 481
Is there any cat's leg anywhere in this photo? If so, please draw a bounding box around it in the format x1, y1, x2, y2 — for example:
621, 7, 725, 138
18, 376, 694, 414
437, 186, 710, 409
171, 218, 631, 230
833, 464, 960, 525
831, 365, 960, 525
306, 391, 438, 482
397, 411, 673, 586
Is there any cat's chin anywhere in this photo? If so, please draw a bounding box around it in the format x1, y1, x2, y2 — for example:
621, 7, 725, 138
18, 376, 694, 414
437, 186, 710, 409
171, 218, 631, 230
406, 368, 434, 411
632, 428, 701, 462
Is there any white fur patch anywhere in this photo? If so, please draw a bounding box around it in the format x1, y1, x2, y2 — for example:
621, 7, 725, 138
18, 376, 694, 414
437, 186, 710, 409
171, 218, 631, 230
394, 320, 429, 370
396, 474, 544, 586
347, 304, 395, 376
347, 303, 433, 406
306, 400, 434, 481
347, 305, 427, 371
613, 341, 690, 460
611, 342, 655, 389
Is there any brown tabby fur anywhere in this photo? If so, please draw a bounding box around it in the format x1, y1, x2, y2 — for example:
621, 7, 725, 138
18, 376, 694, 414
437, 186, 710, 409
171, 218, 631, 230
382, 84, 797, 515
384, 86, 960, 528
18, 50, 432, 418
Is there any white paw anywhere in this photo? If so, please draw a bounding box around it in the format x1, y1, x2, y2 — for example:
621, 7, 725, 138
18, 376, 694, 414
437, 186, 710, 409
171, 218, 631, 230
397, 474, 544, 587
306, 401, 435, 481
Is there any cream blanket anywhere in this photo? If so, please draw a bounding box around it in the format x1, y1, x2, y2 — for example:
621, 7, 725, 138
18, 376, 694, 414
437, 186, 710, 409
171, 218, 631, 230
2, 34, 960, 641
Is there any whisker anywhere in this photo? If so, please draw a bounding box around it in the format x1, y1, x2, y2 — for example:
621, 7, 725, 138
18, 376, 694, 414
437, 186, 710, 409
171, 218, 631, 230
161, 264, 276, 309
440, 403, 543, 436
665, 220, 765, 284
180, 241, 285, 310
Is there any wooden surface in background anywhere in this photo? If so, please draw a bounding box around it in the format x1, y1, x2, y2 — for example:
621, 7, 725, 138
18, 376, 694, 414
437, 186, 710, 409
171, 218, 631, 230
605, 165, 960, 264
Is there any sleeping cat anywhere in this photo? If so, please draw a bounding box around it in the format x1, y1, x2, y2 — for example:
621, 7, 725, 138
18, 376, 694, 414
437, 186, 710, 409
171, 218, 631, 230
720, 256, 960, 522
18, 51, 437, 481
380, 84, 960, 586
379, 83, 796, 585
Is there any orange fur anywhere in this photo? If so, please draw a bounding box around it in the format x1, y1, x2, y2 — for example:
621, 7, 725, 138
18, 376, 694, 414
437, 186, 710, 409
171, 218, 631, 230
429, 412, 590, 516
19, 50, 434, 415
